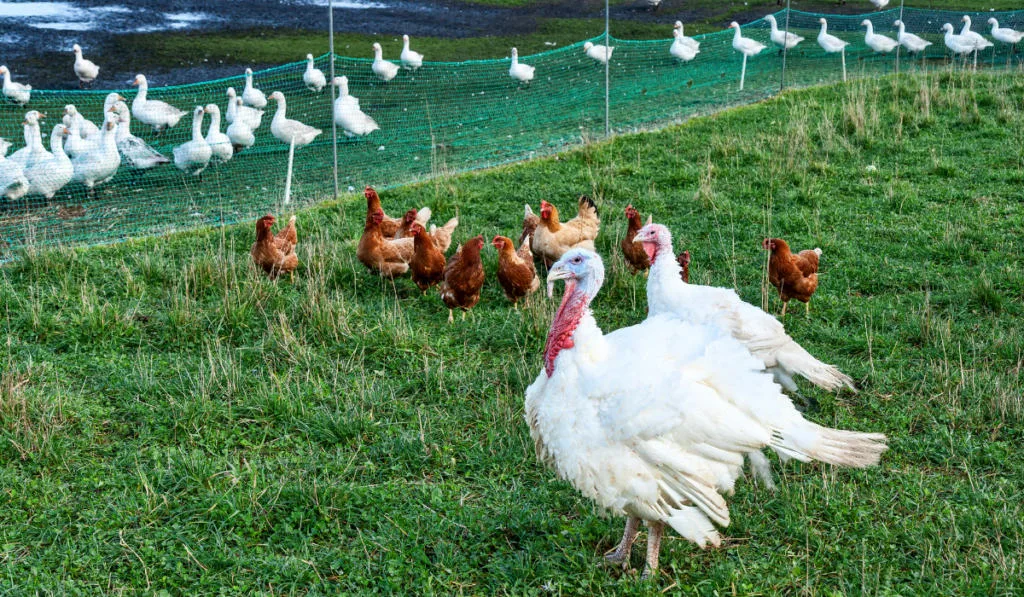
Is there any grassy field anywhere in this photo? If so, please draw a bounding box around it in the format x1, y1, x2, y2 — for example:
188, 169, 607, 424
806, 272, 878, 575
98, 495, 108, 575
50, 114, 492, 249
2, 71, 1023, 593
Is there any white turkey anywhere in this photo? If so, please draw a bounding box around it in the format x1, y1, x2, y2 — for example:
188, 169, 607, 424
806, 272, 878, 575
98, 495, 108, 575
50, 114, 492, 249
526, 249, 887, 577
634, 223, 856, 393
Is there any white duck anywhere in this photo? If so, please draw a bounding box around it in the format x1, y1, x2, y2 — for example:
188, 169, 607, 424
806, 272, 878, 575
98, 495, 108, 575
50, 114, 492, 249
942, 24, 977, 58
0, 66, 31, 105
0, 139, 29, 201
672, 21, 701, 51
635, 224, 855, 393
131, 74, 186, 133
764, 14, 804, 50
302, 54, 327, 92
372, 42, 400, 82
226, 98, 256, 151
204, 103, 233, 163
110, 101, 169, 170
333, 76, 379, 137
269, 91, 322, 147
988, 18, 1024, 45
242, 68, 267, 109
26, 124, 73, 199
670, 29, 700, 62
870, 0, 889, 9
9, 111, 51, 171
400, 35, 424, 70
894, 20, 932, 53
225, 87, 263, 129
71, 114, 120, 190
173, 106, 212, 175
861, 19, 899, 53
729, 21, 766, 57
72, 44, 99, 88
509, 48, 535, 83
527, 249, 887, 578
816, 18, 849, 53
583, 41, 614, 64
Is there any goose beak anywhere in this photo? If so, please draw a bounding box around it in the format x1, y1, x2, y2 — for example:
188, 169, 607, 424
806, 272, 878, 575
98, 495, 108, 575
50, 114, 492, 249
116, 94, 125, 101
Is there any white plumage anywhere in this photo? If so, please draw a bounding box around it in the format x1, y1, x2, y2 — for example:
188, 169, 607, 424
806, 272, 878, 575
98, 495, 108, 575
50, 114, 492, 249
303, 54, 327, 92
242, 68, 267, 109
131, 74, 186, 133
400, 35, 424, 70
729, 21, 766, 57
894, 20, 932, 53
204, 103, 233, 163
9, 111, 50, 171
0, 138, 29, 201
509, 47, 535, 83
583, 42, 614, 64
0, 65, 31, 105
110, 101, 170, 170
225, 87, 263, 130
869, 0, 889, 9
269, 91, 322, 148
372, 43, 400, 82
71, 114, 120, 189
959, 16, 994, 51
764, 14, 804, 50
173, 106, 212, 176
988, 18, 1024, 45
861, 20, 899, 53
25, 123, 73, 199
526, 249, 887, 577
72, 44, 100, 87
333, 76, 379, 137
816, 18, 849, 53
226, 98, 256, 151
673, 21, 701, 51
942, 24, 976, 57
670, 29, 700, 62
635, 224, 856, 393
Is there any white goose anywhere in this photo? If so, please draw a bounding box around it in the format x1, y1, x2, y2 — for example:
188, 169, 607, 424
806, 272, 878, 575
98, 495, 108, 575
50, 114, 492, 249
583, 41, 614, 64
302, 54, 326, 92
861, 19, 899, 53
71, 113, 120, 190
988, 18, 1024, 45
226, 98, 256, 151
72, 44, 99, 88
509, 48, 535, 83
63, 113, 95, 159
242, 68, 267, 109
894, 20, 932, 53
110, 101, 170, 170
0, 139, 29, 201
225, 87, 263, 129
527, 249, 887, 578
26, 124, 73, 199
333, 76, 379, 137
817, 18, 849, 81
372, 42, 400, 82
960, 16, 994, 51
942, 24, 976, 58
0, 65, 31, 105
729, 21, 766, 57
131, 74, 186, 133
10, 111, 51, 170
64, 104, 99, 140
269, 91, 322, 147
670, 29, 700, 62
870, 0, 889, 9
400, 35, 424, 70
173, 106, 212, 175
204, 103, 233, 163
764, 14, 804, 50
673, 21, 701, 51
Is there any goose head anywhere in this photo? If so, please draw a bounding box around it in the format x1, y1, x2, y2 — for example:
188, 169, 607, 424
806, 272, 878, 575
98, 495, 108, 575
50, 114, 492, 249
764, 14, 776, 25
894, 20, 903, 27
131, 74, 146, 87
987, 17, 998, 26
584, 42, 594, 51
961, 15, 972, 27
64, 105, 78, 117
269, 91, 285, 103
674, 21, 683, 30
0, 65, 8, 76
942, 23, 954, 33
819, 18, 827, 25
403, 34, 410, 43
306, 53, 314, 62
51, 123, 66, 139
372, 42, 383, 53
23, 111, 44, 125
205, 103, 220, 117
72, 44, 83, 55
226, 87, 237, 99
728, 21, 740, 30
511, 47, 519, 59
861, 19, 872, 28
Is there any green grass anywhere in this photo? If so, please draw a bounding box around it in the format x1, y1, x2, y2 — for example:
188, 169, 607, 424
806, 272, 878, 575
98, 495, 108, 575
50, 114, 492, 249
2, 72, 1024, 593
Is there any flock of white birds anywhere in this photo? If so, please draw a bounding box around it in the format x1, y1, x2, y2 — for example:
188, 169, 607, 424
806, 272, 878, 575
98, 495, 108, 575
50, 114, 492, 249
0, 13, 1020, 204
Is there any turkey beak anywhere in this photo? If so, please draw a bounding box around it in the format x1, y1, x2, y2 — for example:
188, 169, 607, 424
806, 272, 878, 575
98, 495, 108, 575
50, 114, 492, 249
546, 265, 573, 298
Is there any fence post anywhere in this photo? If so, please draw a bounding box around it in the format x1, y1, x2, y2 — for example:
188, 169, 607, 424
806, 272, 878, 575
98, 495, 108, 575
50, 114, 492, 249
895, 1, 904, 75
604, 0, 610, 138
328, 0, 339, 199
780, 2, 791, 92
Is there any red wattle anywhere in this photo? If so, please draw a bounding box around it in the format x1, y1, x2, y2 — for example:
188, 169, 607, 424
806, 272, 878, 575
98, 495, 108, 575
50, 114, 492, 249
544, 281, 587, 377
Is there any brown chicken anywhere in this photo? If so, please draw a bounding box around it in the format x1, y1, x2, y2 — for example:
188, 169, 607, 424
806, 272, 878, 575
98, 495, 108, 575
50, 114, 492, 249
409, 222, 447, 292
394, 209, 419, 239
520, 204, 540, 248
677, 250, 690, 283
621, 205, 651, 274
364, 186, 432, 239
440, 235, 485, 323
763, 238, 822, 316
532, 195, 600, 268
493, 235, 539, 308
357, 208, 415, 277
251, 214, 299, 280
428, 217, 459, 252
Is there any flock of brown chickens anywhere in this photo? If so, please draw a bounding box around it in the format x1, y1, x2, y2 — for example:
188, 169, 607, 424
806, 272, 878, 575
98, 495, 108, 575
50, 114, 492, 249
249, 188, 825, 318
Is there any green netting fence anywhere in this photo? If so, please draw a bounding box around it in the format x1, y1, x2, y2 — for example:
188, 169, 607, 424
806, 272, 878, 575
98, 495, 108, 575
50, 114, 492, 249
1, 7, 1021, 255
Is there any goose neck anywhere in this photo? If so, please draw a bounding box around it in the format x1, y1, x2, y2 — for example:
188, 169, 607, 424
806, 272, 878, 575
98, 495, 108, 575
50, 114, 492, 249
192, 112, 204, 141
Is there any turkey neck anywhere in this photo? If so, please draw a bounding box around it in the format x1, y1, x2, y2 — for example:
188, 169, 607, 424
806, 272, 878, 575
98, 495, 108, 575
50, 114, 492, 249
647, 237, 683, 281
543, 279, 595, 377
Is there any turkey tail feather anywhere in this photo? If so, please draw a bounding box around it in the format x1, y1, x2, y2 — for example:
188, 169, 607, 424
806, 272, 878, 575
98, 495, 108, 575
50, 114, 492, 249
771, 423, 887, 469
774, 340, 856, 392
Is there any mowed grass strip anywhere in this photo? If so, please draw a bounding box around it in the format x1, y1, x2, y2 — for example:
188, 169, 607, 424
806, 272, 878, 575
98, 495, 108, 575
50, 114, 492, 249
1, 71, 1023, 593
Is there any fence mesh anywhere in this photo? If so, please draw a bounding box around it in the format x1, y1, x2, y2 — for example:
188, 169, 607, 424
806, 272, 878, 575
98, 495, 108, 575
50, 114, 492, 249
1, 7, 1021, 255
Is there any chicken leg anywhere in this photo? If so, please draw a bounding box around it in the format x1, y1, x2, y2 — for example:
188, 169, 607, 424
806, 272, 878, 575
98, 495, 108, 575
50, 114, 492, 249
448, 309, 454, 324
603, 516, 640, 567
781, 301, 789, 317
805, 301, 810, 315
641, 521, 665, 579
